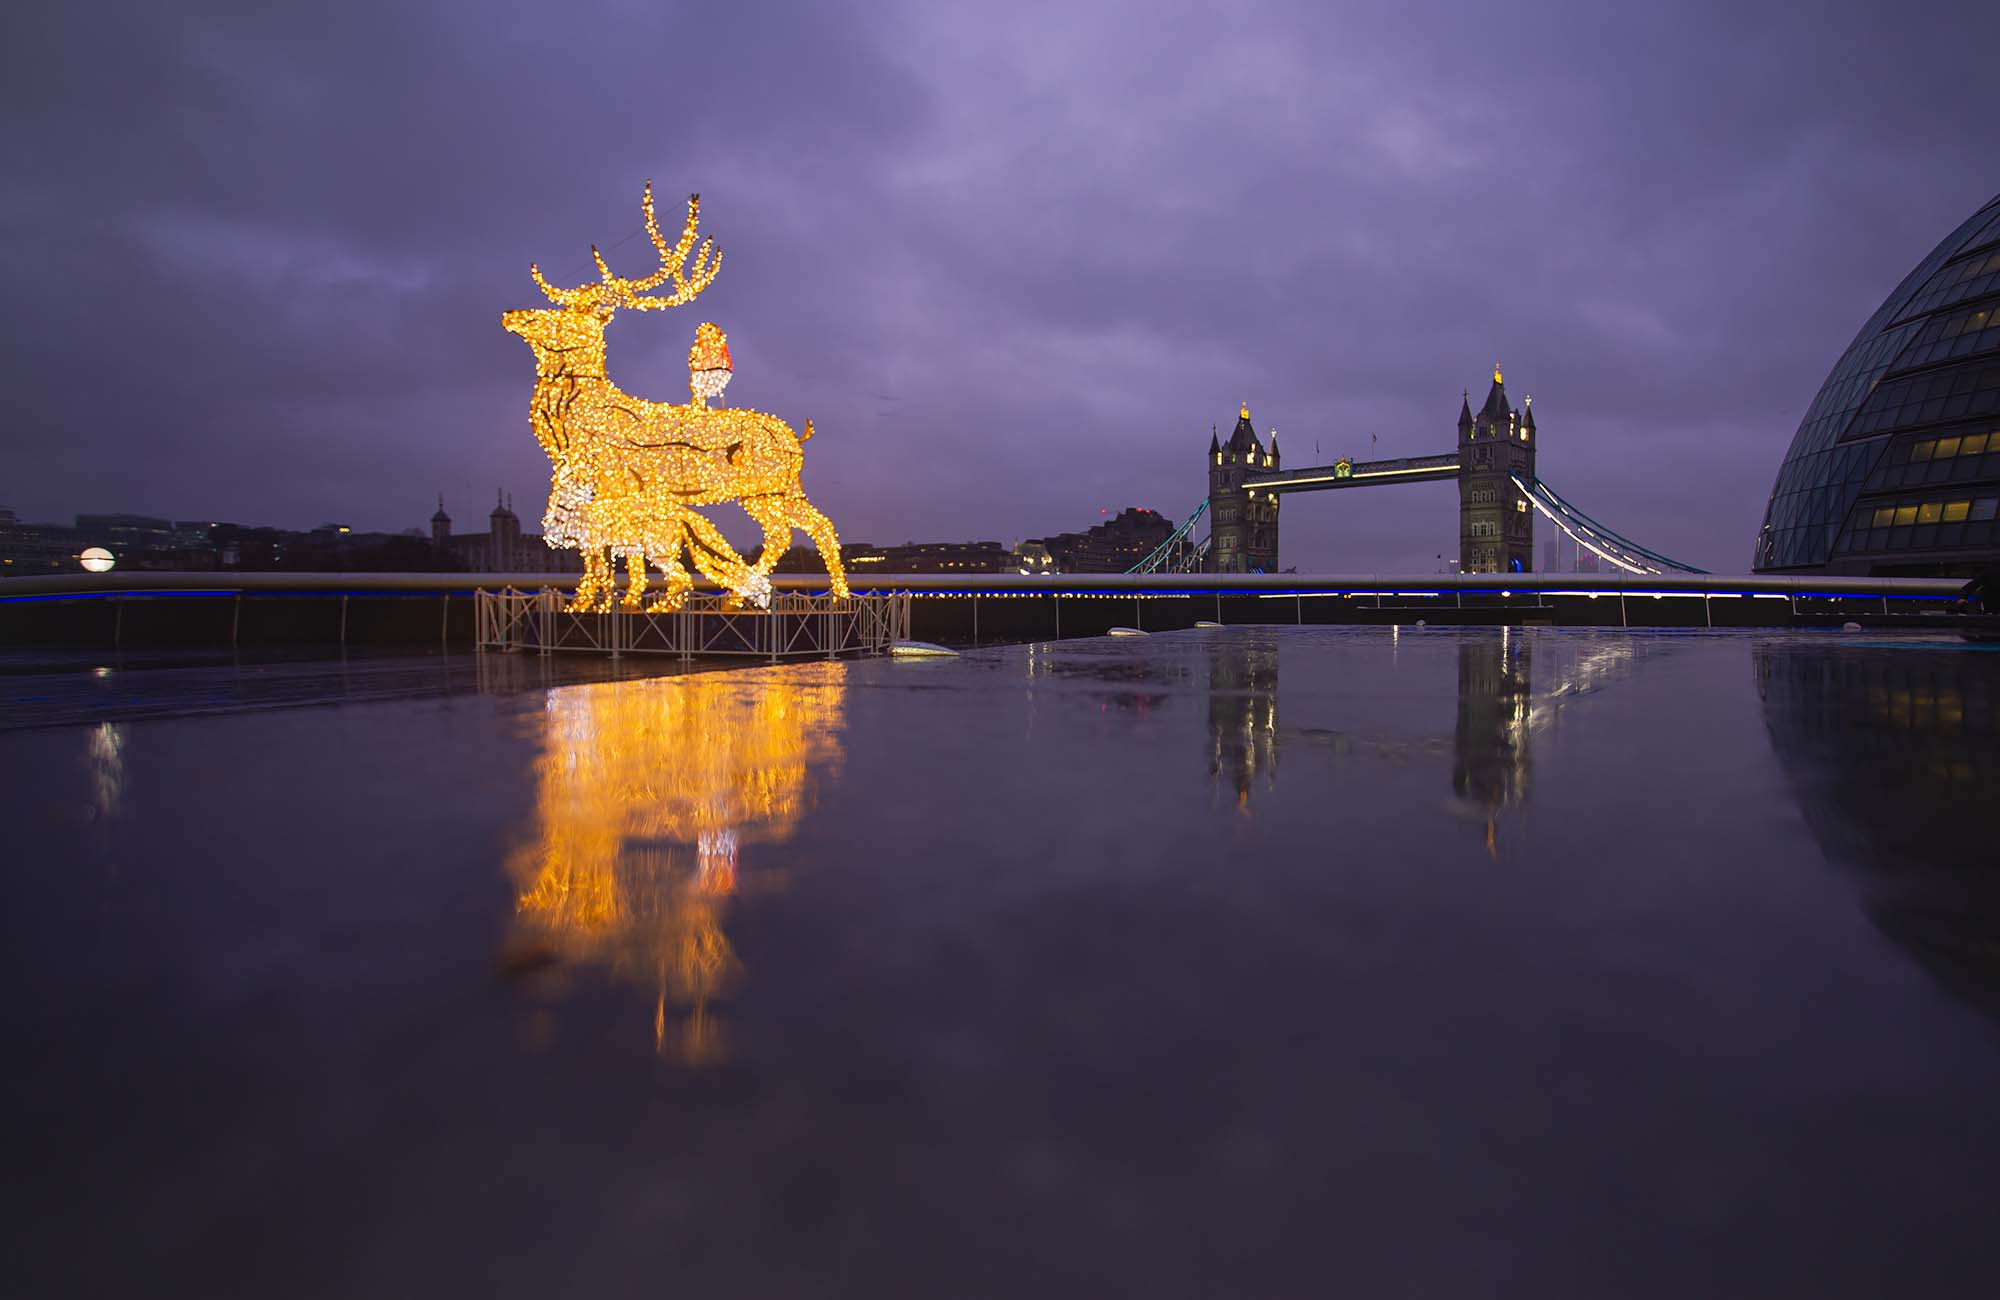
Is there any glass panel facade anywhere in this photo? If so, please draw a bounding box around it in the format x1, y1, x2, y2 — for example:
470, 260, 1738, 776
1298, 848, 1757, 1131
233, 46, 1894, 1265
1838, 493, 2000, 555
1756, 191, 2000, 571
1890, 247, 2000, 325
1846, 362, 2000, 437
1894, 302, 2000, 370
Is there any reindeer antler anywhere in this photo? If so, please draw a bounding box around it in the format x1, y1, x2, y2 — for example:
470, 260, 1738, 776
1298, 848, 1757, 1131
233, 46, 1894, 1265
529, 260, 583, 305
528, 182, 722, 309
621, 186, 722, 311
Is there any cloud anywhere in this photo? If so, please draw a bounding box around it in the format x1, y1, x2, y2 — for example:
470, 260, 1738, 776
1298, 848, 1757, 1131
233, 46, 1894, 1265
0, 0, 1995, 571
131, 210, 436, 293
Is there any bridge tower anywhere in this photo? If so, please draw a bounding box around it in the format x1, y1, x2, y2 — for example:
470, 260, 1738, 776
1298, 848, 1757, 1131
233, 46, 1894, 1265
1457, 367, 1537, 573
1207, 404, 1280, 573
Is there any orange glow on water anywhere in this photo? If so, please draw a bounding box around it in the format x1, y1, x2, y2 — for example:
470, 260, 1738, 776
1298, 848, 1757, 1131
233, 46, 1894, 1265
508, 664, 846, 1060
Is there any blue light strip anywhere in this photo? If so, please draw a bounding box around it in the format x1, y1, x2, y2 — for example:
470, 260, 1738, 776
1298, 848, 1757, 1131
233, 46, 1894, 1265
0, 583, 1955, 605
0, 589, 462, 604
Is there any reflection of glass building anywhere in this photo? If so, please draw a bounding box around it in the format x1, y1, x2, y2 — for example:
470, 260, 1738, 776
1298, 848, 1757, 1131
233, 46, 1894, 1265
1755, 191, 2000, 575
1757, 643, 2000, 1019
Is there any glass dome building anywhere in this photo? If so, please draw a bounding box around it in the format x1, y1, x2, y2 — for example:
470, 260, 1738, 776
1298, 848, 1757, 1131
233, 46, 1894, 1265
1755, 192, 2000, 574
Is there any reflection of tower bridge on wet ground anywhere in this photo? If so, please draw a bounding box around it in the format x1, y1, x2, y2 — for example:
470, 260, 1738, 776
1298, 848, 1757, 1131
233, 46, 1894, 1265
1199, 626, 1643, 848
1132, 367, 1709, 579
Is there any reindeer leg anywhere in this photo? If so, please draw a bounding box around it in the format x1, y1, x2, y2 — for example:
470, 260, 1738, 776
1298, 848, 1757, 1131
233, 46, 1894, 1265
620, 551, 648, 610
740, 494, 795, 581
682, 512, 764, 609
644, 529, 694, 613
570, 548, 611, 612
565, 551, 586, 612
785, 496, 849, 598
592, 548, 617, 611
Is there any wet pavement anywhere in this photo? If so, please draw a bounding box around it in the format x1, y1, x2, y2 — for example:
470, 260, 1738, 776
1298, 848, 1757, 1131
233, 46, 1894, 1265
4, 627, 1998, 1297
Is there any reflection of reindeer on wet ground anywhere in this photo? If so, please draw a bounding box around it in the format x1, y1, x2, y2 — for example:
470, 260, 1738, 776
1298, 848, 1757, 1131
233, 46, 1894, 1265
502, 183, 848, 612
507, 667, 847, 1059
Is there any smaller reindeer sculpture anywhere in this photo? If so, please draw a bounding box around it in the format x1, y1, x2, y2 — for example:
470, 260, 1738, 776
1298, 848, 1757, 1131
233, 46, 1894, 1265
503, 184, 849, 612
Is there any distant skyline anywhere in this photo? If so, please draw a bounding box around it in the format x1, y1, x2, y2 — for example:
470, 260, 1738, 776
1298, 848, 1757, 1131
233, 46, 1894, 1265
4, 0, 1997, 571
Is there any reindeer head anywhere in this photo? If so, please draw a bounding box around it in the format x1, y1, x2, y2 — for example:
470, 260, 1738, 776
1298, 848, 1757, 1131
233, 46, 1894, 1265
503, 183, 722, 370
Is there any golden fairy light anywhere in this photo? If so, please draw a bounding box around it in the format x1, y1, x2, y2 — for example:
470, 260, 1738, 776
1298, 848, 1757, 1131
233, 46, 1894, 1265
502, 183, 849, 613
507, 665, 848, 1060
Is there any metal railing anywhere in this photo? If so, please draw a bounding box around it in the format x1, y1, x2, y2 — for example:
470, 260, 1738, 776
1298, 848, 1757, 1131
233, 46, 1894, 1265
474, 587, 910, 661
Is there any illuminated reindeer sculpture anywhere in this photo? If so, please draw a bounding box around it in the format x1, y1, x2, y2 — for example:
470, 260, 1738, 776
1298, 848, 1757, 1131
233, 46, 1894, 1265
502, 184, 849, 612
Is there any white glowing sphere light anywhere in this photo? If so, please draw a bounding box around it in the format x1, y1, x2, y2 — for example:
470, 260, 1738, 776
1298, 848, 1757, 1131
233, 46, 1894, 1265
79, 547, 115, 573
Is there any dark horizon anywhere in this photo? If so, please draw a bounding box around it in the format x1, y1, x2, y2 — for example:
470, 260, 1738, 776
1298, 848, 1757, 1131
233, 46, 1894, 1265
4, 0, 1996, 572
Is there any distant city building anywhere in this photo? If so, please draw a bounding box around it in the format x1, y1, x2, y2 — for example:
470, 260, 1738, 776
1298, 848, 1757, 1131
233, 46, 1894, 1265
75, 513, 176, 547
440, 491, 578, 573
765, 512, 1172, 578
773, 539, 1012, 575
4, 493, 1180, 579
1756, 189, 2000, 575
1014, 540, 1056, 575
2, 512, 219, 573
1033, 507, 1176, 573
0, 513, 80, 573
0, 492, 583, 575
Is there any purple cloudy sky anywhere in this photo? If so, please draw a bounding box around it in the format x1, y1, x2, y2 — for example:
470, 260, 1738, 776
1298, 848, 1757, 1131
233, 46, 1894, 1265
3, 0, 1996, 571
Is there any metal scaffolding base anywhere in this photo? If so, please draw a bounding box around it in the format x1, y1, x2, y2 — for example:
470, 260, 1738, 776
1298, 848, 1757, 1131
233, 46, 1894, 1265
475, 588, 910, 661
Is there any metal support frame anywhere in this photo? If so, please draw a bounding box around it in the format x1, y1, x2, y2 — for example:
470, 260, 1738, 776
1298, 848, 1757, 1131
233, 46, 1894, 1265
474, 588, 909, 660
1126, 499, 1212, 574
1511, 473, 1706, 575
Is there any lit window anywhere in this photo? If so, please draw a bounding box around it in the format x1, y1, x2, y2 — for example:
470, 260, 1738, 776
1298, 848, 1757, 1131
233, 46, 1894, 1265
1515, 500, 1527, 513
1917, 501, 1943, 524
1894, 505, 1920, 525
1936, 437, 1962, 458
1873, 507, 1896, 527
1943, 500, 1970, 522
1963, 433, 1989, 455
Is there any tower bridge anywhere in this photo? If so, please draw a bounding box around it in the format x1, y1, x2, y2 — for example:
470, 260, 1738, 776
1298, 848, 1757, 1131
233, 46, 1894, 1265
1137, 367, 1705, 577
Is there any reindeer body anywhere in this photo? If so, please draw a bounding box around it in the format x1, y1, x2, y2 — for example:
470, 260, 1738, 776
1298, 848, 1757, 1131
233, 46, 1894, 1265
503, 186, 848, 612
